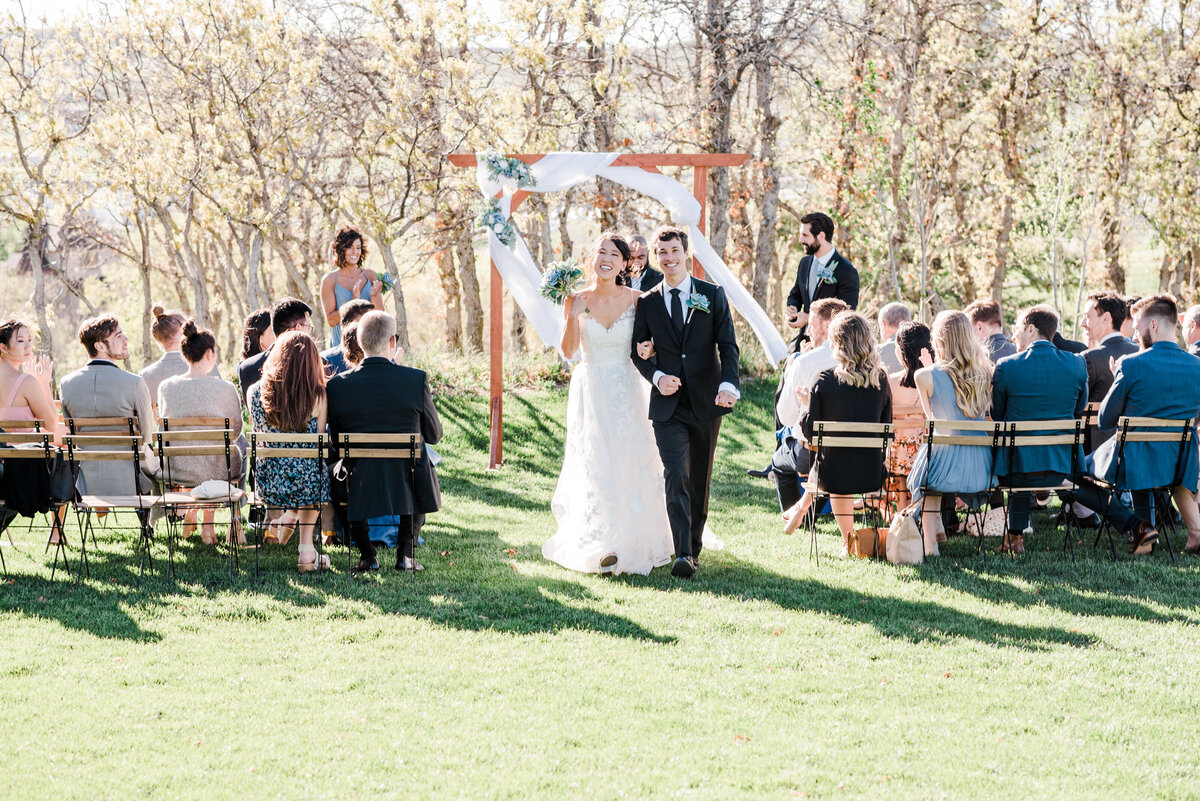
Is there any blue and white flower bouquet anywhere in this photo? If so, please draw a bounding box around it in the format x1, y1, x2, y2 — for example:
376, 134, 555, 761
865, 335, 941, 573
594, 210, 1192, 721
481, 151, 535, 189
538, 260, 585, 305
476, 198, 516, 248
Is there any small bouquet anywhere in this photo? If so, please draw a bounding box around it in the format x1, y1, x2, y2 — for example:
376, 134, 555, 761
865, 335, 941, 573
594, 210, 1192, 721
685, 294, 710, 314
481, 150, 536, 189
476, 198, 516, 248
538, 260, 585, 305
378, 272, 396, 296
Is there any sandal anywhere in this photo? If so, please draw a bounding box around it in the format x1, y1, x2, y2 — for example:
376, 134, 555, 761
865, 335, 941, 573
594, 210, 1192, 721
269, 511, 298, 546
297, 545, 330, 573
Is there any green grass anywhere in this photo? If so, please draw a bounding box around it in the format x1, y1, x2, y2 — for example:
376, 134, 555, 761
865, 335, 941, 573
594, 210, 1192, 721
3, 379, 1200, 800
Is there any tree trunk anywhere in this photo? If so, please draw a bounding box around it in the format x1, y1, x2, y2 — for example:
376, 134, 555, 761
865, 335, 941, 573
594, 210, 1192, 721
457, 234, 484, 353
752, 55, 780, 307
435, 219, 463, 349
28, 222, 53, 360
375, 236, 411, 352
1101, 205, 1124, 292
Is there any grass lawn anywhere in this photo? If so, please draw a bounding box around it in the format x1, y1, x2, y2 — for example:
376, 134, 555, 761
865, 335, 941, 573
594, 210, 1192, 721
3, 378, 1199, 800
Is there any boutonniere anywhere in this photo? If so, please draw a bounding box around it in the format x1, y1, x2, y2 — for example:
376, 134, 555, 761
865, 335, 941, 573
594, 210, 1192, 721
685, 294, 711, 314
815, 262, 837, 284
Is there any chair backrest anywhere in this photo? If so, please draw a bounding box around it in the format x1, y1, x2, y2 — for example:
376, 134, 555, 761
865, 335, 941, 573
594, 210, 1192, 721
247, 431, 327, 498
63, 433, 147, 494
155, 428, 236, 487
809, 421, 893, 452
1113, 416, 1195, 489
0, 428, 55, 459
332, 432, 422, 461
0, 418, 46, 432
161, 416, 238, 430
1004, 418, 1084, 475
922, 418, 1005, 447
66, 416, 141, 437
890, 404, 925, 431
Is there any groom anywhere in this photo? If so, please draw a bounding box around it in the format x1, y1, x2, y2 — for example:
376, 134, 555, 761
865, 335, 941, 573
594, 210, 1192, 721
632, 226, 740, 578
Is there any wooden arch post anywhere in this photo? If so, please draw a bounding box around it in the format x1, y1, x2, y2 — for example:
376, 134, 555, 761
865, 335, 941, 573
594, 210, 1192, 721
448, 153, 750, 469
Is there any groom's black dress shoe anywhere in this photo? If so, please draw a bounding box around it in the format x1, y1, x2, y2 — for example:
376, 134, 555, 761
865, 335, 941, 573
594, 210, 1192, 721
671, 556, 696, 578
352, 557, 379, 574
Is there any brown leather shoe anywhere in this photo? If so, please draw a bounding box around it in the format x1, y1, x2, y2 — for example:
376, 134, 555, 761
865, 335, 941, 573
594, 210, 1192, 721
1128, 520, 1159, 553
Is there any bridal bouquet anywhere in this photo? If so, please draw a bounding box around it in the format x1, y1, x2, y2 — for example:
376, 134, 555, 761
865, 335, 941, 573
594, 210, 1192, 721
481, 150, 536, 189
476, 198, 516, 248
539, 260, 585, 305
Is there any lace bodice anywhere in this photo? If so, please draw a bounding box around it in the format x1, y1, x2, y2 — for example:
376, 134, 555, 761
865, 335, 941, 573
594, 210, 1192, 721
579, 305, 636, 366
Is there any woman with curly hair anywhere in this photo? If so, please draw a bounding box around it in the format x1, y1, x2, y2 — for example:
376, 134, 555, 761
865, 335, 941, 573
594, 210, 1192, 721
319, 226, 384, 349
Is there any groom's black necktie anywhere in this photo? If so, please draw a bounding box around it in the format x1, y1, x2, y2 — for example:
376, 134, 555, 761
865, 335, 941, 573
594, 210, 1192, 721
670, 288, 685, 339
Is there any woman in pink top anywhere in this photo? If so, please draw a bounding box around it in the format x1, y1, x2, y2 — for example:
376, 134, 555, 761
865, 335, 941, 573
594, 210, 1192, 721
0, 320, 58, 437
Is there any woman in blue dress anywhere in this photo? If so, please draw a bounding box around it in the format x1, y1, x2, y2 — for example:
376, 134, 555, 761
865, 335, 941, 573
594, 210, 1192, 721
908, 310, 995, 557
319, 226, 384, 348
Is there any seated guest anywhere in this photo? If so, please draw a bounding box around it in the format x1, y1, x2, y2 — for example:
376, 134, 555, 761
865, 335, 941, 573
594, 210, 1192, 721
876, 302, 911, 374
1089, 294, 1200, 553
619, 235, 663, 292
783, 312, 892, 554
247, 331, 330, 572
238, 298, 315, 404
157, 321, 245, 545
141, 305, 220, 407
1182, 304, 1200, 358
340, 323, 364, 368
770, 298, 850, 512
60, 315, 157, 495
327, 311, 442, 573
0, 320, 59, 436
241, 308, 275, 361
907, 310, 994, 556
886, 321, 933, 511
1120, 296, 1141, 341
964, 299, 1016, 363
991, 305, 1089, 554
1080, 291, 1138, 451
321, 298, 373, 377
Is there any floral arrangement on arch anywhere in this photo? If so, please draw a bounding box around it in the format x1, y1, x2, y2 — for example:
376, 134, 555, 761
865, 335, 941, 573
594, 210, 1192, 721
476, 198, 516, 248
538, 260, 585, 305
481, 150, 536, 189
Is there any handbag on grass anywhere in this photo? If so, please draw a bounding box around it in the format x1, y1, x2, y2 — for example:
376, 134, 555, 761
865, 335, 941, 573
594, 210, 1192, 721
964, 507, 1006, 538
886, 502, 925, 565
850, 528, 884, 558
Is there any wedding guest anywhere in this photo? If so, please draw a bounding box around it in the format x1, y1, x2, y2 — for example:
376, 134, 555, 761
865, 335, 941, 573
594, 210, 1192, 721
327, 311, 442, 573
784, 212, 859, 350
238, 298, 315, 404
907, 310, 994, 556
619, 235, 663, 292
0, 320, 58, 437
321, 298, 373, 377
964, 299, 1016, 363
340, 323, 364, 368
1182, 304, 1200, 357
885, 321, 934, 512
1120, 295, 1140, 341
783, 312, 892, 554
877, 302, 911, 374
1053, 329, 1087, 353
60, 315, 157, 495
140, 305, 219, 407
157, 320, 245, 545
771, 298, 850, 512
241, 308, 275, 361
1089, 294, 1200, 554
991, 305, 1089, 554
247, 331, 330, 572
319, 226, 384, 349
1080, 291, 1138, 451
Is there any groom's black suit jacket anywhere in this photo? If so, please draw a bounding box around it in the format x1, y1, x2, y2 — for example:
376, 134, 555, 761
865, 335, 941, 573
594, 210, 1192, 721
631, 278, 740, 422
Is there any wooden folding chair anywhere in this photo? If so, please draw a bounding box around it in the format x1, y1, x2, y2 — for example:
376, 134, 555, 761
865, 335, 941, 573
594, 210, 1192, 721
155, 419, 245, 582
1090, 416, 1194, 564
883, 403, 926, 516
247, 432, 329, 579
330, 433, 423, 581
798, 422, 892, 564
0, 421, 55, 577
913, 419, 1005, 561
63, 416, 145, 541
998, 419, 1085, 561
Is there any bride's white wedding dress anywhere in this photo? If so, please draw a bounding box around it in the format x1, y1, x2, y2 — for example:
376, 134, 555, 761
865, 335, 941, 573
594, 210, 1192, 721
543, 304, 676, 575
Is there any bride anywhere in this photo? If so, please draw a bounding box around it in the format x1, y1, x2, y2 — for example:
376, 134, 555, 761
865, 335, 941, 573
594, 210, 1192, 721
542, 232, 676, 575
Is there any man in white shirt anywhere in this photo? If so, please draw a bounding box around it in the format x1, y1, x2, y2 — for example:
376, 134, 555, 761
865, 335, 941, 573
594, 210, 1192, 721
769, 298, 850, 511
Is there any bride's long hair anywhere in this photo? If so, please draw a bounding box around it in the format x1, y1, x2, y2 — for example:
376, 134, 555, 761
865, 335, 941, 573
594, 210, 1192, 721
587, 232, 631, 280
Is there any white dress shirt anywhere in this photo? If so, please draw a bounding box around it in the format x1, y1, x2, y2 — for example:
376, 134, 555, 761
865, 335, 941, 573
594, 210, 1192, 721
777, 342, 836, 437
652, 275, 739, 399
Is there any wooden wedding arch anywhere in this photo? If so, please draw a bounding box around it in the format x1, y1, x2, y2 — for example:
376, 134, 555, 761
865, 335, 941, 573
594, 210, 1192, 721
447, 152, 750, 469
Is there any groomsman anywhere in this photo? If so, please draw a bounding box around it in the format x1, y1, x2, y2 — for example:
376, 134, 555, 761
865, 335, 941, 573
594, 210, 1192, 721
1080, 291, 1138, 451
964, 300, 1016, 363
784, 212, 858, 351
618, 235, 663, 292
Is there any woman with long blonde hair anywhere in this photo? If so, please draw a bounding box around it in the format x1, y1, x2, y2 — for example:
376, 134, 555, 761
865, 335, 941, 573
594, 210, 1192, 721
907, 310, 995, 556
783, 312, 892, 555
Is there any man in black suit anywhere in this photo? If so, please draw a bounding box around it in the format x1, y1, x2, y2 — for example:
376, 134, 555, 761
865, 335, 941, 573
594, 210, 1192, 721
237, 297, 316, 402
326, 311, 442, 573
618, 235, 663, 292
1079, 291, 1139, 451
1053, 330, 1087, 353
784, 212, 858, 351
964, 299, 1016, 363
632, 226, 739, 578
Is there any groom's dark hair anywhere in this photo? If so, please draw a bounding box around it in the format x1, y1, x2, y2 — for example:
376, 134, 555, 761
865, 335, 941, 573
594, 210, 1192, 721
652, 225, 689, 253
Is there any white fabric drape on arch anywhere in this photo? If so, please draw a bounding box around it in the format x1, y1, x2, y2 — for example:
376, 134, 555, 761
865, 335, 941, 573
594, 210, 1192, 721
475, 152, 789, 364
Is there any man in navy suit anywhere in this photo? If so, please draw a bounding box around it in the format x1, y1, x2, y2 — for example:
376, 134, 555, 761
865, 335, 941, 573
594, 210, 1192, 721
1088, 294, 1200, 553
1080, 291, 1140, 451
784, 212, 858, 351
993, 305, 1156, 554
